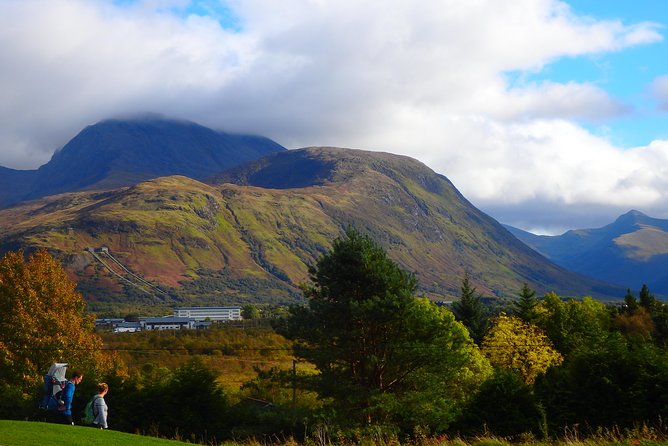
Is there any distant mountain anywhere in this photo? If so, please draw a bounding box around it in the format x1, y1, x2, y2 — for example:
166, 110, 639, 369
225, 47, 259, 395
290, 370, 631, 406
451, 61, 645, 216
0, 116, 286, 207
506, 210, 668, 295
0, 166, 35, 208
0, 147, 621, 313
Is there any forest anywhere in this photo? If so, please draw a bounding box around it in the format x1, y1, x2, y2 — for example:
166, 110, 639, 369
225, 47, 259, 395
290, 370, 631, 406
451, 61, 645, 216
1, 231, 668, 444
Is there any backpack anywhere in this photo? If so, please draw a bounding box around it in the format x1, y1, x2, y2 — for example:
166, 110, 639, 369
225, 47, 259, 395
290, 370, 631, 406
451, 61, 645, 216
39, 363, 68, 411
82, 395, 100, 425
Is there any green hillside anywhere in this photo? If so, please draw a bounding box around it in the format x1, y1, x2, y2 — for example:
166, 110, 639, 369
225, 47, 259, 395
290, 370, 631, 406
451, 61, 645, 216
0, 420, 192, 446
0, 147, 620, 312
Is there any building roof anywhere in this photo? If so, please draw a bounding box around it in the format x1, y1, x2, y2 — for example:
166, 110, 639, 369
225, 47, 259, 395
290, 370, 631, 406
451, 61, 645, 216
144, 317, 192, 324
116, 321, 142, 328
175, 306, 241, 310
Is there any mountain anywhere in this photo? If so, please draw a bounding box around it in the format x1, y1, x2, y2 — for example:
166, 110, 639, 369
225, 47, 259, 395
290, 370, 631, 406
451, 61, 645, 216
506, 210, 668, 295
0, 147, 621, 314
0, 166, 35, 208
0, 116, 286, 208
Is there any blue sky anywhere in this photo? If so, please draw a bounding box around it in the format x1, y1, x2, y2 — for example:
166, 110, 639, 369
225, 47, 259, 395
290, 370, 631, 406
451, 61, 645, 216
526, 1, 668, 148
1, 0, 668, 234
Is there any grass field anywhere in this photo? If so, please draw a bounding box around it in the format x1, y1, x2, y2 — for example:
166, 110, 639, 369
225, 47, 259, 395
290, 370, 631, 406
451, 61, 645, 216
0, 420, 197, 446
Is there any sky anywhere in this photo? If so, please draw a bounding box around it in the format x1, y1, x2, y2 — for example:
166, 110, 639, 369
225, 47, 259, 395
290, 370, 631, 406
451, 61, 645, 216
1, 0, 668, 235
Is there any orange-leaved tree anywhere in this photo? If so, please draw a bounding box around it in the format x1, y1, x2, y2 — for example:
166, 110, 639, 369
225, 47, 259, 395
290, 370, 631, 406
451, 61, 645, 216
0, 249, 117, 393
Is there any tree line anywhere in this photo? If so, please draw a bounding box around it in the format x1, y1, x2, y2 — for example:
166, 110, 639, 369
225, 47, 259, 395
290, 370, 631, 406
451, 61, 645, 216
2, 232, 668, 443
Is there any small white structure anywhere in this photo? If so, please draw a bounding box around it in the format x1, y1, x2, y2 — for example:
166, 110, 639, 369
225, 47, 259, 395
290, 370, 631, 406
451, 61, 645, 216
113, 322, 142, 333
142, 317, 194, 330
173, 306, 242, 322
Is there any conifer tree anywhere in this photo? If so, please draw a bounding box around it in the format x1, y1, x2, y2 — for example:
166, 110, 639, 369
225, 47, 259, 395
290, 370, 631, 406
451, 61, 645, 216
624, 288, 638, 314
280, 229, 490, 430
452, 273, 489, 343
639, 284, 656, 312
513, 283, 539, 323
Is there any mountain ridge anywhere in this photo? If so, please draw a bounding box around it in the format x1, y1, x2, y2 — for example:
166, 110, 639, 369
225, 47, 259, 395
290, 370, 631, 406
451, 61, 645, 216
0, 116, 286, 207
0, 147, 622, 313
506, 209, 668, 295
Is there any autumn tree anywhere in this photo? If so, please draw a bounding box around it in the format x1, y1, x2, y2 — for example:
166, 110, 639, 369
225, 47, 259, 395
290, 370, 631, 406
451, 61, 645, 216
621, 285, 668, 346
613, 307, 654, 340
0, 250, 115, 394
482, 314, 562, 384
280, 229, 491, 431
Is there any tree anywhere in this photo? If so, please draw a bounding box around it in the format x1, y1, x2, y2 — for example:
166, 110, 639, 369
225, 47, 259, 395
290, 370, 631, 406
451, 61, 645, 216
535, 293, 611, 356
536, 334, 668, 432
513, 283, 539, 323
242, 304, 260, 320
0, 250, 116, 394
458, 368, 545, 438
112, 359, 230, 441
613, 307, 654, 340
279, 229, 491, 431
623, 288, 638, 314
482, 314, 562, 384
639, 284, 657, 312
451, 273, 489, 344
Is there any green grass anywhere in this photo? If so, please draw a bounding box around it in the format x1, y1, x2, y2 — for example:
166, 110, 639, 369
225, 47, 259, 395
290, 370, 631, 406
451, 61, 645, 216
0, 420, 202, 446
4, 420, 668, 446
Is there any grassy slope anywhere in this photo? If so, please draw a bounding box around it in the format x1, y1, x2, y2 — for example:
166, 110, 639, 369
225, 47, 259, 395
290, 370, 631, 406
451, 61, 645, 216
0, 420, 194, 446
0, 148, 620, 309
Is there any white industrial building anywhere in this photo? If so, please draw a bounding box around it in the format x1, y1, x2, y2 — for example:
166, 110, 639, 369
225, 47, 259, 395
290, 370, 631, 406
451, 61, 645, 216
173, 306, 242, 321
143, 317, 194, 330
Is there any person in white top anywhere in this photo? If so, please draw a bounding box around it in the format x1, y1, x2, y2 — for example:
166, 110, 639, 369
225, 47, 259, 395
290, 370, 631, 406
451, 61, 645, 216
92, 382, 109, 429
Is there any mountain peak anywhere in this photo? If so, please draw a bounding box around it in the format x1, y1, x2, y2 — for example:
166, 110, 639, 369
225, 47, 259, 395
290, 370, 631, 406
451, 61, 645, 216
0, 117, 286, 208
614, 209, 649, 226
625, 209, 647, 218
210, 146, 448, 195
95, 114, 204, 130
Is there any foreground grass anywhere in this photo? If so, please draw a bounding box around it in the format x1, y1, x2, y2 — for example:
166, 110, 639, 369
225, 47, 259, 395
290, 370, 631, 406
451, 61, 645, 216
3, 420, 668, 446
0, 420, 197, 446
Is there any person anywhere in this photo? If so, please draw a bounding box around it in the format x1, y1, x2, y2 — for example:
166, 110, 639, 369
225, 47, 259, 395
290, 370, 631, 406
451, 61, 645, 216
92, 382, 109, 429
60, 370, 83, 425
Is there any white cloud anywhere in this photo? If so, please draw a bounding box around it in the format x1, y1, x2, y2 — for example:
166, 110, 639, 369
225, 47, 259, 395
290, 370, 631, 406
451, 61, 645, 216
0, 0, 665, 232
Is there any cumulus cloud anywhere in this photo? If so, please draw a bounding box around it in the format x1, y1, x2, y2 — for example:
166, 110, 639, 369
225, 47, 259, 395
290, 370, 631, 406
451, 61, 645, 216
0, 0, 665, 232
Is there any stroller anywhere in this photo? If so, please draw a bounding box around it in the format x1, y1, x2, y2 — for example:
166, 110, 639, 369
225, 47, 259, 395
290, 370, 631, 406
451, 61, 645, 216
39, 363, 68, 410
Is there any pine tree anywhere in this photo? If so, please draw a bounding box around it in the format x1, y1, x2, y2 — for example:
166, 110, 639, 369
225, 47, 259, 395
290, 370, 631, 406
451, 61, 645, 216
279, 228, 491, 429
638, 284, 656, 312
513, 283, 538, 323
452, 273, 489, 343
623, 288, 638, 314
